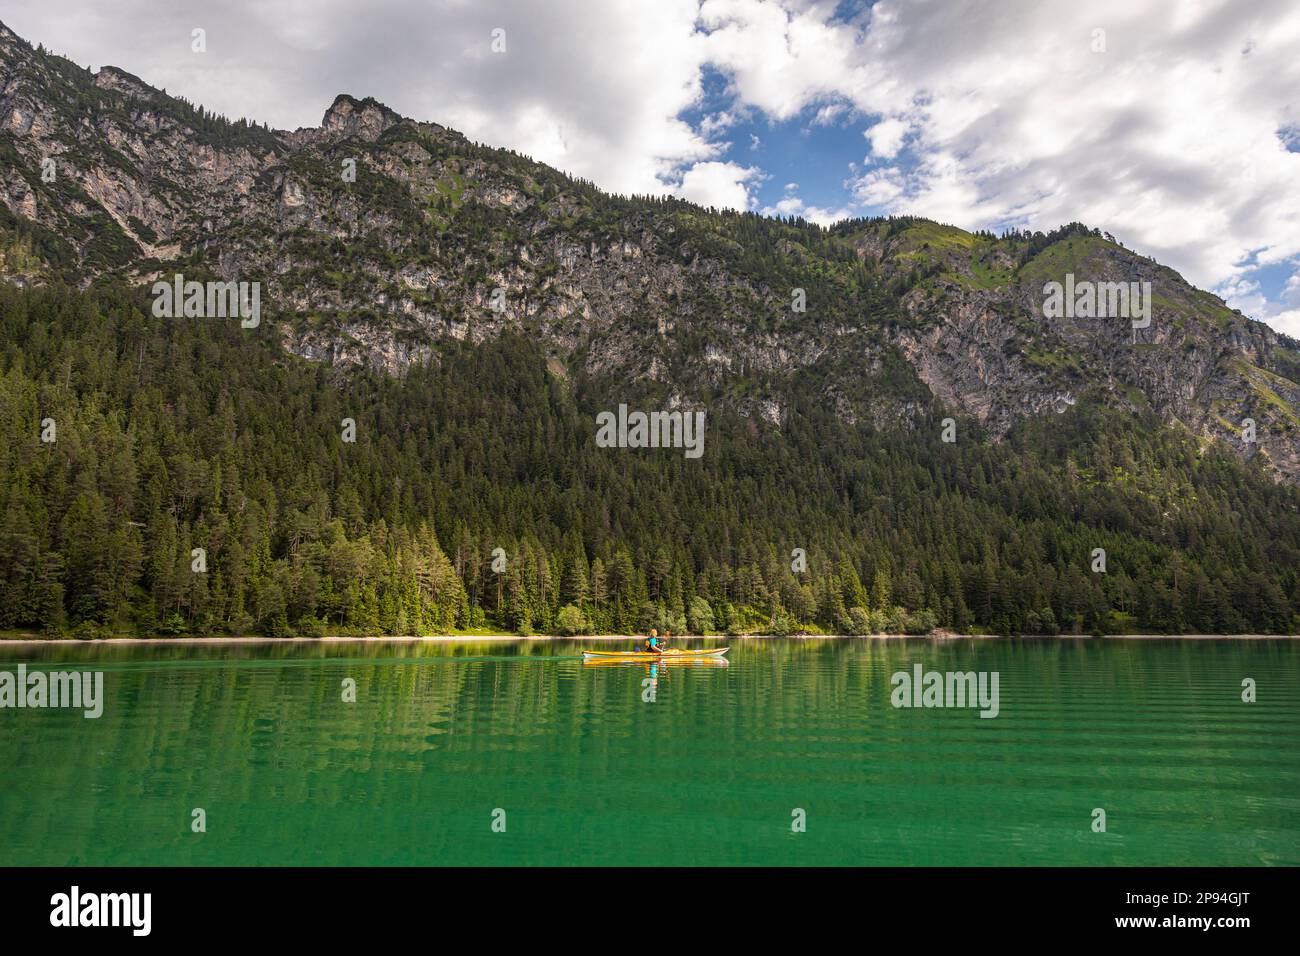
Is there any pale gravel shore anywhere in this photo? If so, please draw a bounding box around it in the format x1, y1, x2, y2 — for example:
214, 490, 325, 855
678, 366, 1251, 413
0, 632, 1295, 645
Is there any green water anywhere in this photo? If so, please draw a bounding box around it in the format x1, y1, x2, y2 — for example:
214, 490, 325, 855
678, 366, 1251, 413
1, 638, 1297, 866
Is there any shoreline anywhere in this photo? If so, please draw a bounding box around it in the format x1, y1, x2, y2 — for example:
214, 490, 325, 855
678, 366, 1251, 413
0, 632, 1296, 646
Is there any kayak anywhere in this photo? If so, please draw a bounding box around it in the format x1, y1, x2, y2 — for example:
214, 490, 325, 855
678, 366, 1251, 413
581, 646, 730, 662
582, 655, 728, 668
582, 647, 728, 660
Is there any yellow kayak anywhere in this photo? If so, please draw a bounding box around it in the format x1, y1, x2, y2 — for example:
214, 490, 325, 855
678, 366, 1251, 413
582, 656, 728, 668
581, 646, 729, 662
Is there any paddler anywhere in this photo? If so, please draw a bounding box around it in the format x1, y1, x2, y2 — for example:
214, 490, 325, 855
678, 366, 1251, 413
642, 629, 664, 654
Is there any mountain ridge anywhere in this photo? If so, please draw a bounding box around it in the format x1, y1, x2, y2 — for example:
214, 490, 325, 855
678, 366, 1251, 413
1, 18, 1296, 482
3, 20, 1295, 484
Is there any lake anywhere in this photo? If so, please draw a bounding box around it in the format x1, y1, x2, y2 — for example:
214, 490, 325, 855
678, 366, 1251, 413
1, 637, 1297, 866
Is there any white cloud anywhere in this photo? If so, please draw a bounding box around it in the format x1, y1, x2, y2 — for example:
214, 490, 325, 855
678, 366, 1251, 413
1268, 311, 1300, 338
1227, 273, 1300, 339
865, 117, 908, 158
811, 102, 849, 126
698, 110, 740, 139
673, 161, 762, 210
761, 194, 854, 226
852, 167, 906, 207
697, 0, 869, 121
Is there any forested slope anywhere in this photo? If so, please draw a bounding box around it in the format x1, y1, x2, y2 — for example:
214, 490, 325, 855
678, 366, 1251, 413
2, 282, 1297, 637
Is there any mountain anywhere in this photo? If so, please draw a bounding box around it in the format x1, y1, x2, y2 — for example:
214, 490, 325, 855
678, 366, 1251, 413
1, 20, 1298, 638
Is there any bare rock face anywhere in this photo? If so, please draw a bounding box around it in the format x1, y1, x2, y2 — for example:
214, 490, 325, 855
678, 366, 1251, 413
317, 94, 403, 143
93, 65, 155, 99
0, 17, 1297, 482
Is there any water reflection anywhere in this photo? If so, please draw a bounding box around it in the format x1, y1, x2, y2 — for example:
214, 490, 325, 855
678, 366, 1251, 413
0, 637, 1296, 865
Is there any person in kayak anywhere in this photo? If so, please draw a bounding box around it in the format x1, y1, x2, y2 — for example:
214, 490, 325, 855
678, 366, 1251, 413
642, 629, 664, 654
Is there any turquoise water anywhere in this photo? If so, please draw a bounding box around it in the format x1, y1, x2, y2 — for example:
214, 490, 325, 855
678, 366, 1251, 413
0, 637, 1297, 865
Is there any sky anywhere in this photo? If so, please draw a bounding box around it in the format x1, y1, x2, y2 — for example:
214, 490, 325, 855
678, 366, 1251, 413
5, 0, 1300, 335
